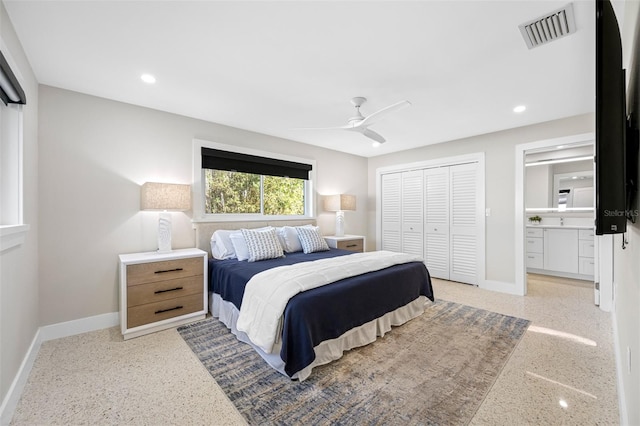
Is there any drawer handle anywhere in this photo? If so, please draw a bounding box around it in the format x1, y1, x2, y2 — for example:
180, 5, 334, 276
527, 256, 535, 259
155, 268, 184, 274
346, 244, 358, 248
154, 286, 183, 294
155, 306, 183, 315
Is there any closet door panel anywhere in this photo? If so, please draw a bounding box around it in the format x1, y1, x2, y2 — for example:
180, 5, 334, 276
424, 168, 449, 279
381, 173, 402, 252
401, 170, 424, 257
449, 163, 478, 285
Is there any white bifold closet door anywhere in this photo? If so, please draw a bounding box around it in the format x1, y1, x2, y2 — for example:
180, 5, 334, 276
424, 168, 450, 279
401, 170, 424, 258
424, 163, 478, 285
380, 163, 478, 286
448, 163, 478, 285
381, 172, 402, 252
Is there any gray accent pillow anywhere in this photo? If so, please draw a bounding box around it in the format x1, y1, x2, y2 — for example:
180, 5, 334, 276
240, 227, 284, 262
296, 226, 330, 254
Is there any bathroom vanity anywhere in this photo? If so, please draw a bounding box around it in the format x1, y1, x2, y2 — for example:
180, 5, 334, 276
526, 225, 594, 280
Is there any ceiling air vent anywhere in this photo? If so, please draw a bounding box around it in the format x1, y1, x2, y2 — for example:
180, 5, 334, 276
519, 3, 577, 49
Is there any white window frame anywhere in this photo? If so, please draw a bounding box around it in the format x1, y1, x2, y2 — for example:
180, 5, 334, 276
192, 139, 316, 222
0, 42, 29, 252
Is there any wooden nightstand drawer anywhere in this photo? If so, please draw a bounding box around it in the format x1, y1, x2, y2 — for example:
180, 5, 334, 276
127, 257, 203, 286
324, 235, 365, 253
127, 275, 203, 307
127, 293, 204, 328
119, 248, 207, 339
336, 239, 363, 252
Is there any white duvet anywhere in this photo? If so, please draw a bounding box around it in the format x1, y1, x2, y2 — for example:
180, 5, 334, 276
236, 250, 423, 353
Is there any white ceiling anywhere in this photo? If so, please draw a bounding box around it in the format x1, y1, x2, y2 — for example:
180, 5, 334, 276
3, 0, 596, 158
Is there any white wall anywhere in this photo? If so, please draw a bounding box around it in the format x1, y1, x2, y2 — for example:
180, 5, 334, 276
613, 2, 640, 424
37, 85, 368, 326
367, 113, 594, 286
0, 0, 39, 414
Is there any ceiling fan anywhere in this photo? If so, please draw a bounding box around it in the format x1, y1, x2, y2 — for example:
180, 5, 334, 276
300, 97, 411, 144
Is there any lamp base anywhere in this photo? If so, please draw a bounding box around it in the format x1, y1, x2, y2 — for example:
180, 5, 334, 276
335, 210, 345, 237
157, 212, 172, 253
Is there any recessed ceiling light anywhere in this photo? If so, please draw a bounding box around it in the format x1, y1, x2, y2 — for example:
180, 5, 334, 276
140, 73, 156, 84
372, 142, 381, 148
513, 105, 526, 113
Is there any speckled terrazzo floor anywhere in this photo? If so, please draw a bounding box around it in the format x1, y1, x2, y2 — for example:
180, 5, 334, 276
10, 274, 619, 425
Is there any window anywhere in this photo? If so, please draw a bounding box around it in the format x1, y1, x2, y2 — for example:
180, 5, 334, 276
204, 171, 305, 215
193, 140, 315, 221
0, 47, 29, 252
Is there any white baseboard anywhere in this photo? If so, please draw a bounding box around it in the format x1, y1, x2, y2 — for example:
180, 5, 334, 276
38, 311, 119, 342
0, 312, 118, 426
480, 279, 524, 296
0, 329, 42, 426
611, 306, 628, 426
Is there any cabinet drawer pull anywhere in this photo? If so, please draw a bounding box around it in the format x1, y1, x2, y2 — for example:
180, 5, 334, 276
155, 268, 183, 274
154, 286, 183, 294
346, 244, 358, 248
527, 256, 535, 259
155, 306, 183, 315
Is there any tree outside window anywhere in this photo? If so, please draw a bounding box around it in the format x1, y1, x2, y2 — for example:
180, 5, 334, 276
204, 170, 305, 215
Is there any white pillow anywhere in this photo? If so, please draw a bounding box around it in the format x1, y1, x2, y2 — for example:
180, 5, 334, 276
295, 226, 330, 254
279, 225, 317, 253
241, 227, 284, 262
274, 227, 287, 251
230, 231, 250, 261
210, 230, 236, 260
279, 226, 302, 253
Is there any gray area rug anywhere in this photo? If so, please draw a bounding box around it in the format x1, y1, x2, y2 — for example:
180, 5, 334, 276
178, 300, 529, 425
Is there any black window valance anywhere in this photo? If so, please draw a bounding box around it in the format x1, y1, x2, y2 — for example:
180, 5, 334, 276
0, 50, 26, 106
202, 147, 312, 180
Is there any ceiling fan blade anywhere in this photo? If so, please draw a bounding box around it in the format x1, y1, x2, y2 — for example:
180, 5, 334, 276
362, 128, 386, 144
293, 124, 353, 131
358, 100, 411, 128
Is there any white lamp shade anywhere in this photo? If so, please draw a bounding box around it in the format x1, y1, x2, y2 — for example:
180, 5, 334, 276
140, 182, 191, 253
323, 194, 356, 212
140, 182, 191, 211
324, 194, 355, 237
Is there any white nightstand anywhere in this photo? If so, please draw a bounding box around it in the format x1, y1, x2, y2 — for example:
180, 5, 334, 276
324, 235, 365, 253
119, 248, 207, 340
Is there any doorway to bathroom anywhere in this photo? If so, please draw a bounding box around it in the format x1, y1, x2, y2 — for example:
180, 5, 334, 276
515, 133, 613, 311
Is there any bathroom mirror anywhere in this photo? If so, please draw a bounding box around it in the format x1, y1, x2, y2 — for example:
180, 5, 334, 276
553, 170, 594, 210
525, 148, 594, 212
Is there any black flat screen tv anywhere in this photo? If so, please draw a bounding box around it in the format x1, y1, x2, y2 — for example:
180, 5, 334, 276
595, 0, 627, 235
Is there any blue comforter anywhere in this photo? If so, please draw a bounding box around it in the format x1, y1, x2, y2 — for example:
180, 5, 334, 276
209, 249, 433, 377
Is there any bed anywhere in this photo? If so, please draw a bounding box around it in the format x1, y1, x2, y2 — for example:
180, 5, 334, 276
194, 221, 434, 381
